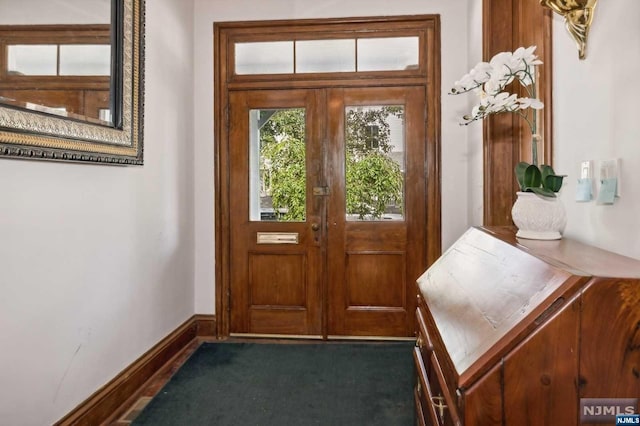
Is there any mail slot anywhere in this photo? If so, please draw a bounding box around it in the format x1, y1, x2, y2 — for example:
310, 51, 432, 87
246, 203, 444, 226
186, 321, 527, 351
257, 232, 299, 244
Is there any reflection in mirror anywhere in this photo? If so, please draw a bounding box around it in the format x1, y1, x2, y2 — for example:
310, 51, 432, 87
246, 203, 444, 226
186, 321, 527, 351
0, 0, 144, 165
0, 0, 113, 126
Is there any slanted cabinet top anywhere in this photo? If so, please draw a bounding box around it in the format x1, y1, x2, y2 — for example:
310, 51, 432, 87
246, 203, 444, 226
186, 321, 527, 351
417, 227, 592, 386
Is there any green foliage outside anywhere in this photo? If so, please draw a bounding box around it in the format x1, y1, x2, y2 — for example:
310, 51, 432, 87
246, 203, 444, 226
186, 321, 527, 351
345, 151, 403, 220
259, 106, 404, 221
259, 109, 306, 221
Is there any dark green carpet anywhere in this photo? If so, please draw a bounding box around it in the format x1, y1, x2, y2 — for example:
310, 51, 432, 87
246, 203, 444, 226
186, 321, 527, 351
132, 341, 415, 426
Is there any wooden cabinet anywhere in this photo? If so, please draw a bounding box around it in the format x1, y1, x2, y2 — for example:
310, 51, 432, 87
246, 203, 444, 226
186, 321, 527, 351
414, 226, 640, 425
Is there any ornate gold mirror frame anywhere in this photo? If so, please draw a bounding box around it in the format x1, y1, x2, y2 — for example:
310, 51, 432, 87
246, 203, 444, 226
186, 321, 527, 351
540, 0, 598, 60
0, 0, 145, 165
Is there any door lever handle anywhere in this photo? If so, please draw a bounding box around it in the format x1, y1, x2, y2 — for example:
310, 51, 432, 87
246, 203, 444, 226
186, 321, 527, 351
311, 223, 320, 231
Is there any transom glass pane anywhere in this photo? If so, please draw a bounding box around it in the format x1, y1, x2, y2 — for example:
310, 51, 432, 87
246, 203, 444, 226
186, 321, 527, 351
59, 45, 111, 76
345, 105, 405, 221
234, 36, 420, 75
296, 39, 355, 73
7, 45, 57, 76
235, 42, 294, 75
357, 37, 419, 71
249, 108, 306, 222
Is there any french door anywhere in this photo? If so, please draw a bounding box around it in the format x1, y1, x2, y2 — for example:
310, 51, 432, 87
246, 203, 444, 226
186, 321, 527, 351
228, 86, 427, 338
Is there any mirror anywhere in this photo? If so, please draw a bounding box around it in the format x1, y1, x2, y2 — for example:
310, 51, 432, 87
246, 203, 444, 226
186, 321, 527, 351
0, 0, 145, 165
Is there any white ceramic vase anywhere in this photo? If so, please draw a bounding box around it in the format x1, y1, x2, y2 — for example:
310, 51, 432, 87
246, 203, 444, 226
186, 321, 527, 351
511, 191, 567, 240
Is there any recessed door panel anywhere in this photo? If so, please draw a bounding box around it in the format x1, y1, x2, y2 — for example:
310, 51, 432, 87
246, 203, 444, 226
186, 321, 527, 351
346, 252, 406, 308
249, 252, 307, 307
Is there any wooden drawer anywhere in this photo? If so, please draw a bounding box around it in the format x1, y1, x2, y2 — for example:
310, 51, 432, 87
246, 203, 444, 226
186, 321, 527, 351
414, 304, 462, 426
416, 305, 434, 355
414, 346, 439, 426
414, 345, 461, 426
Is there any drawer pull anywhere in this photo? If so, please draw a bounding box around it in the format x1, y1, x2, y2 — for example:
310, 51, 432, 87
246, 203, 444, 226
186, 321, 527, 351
431, 395, 447, 424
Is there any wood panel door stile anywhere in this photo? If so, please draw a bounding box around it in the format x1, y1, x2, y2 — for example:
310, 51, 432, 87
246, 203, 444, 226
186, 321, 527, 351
214, 15, 441, 339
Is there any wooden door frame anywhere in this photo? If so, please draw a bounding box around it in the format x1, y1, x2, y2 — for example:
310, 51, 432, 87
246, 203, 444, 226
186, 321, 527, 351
482, 0, 554, 226
213, 15, 442, 338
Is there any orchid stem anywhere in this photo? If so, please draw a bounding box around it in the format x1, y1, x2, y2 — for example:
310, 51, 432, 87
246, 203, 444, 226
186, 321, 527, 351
531, 70, 539, 167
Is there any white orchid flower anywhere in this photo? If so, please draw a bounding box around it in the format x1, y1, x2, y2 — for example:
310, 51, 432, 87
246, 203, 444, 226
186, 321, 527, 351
517, 97, 544, 110
485, 92, 518, 113
451, 46, 544, 135
483, 77, 505, 96
489, 51, 511, 69
451, 62, 493, 93
472, 62, 493, 79
513, 46, 543, 67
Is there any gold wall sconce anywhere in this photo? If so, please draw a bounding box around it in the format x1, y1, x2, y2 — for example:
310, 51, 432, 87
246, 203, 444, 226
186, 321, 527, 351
540, 0, 598, 59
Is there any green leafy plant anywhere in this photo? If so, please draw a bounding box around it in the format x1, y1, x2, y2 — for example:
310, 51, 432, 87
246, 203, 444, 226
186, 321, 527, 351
345, 106, 403, 219
450, 46, 565, 197
261, 135, 306, 221
346, 151, 403, 220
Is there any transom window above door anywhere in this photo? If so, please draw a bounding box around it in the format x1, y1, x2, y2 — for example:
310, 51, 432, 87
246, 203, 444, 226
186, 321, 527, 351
235, 36, 419, 75
220, 15, 434, 84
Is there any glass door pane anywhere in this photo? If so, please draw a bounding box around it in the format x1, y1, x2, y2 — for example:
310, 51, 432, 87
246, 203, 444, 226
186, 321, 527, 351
249, 108, 307, 222
344, 105, 405, 221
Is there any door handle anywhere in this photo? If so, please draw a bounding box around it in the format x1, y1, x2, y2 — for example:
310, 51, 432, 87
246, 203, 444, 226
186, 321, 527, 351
311, 223, 320, 231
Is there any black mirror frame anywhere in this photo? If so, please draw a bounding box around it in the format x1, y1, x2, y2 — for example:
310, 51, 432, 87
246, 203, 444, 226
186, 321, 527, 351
0, 0, 145, 165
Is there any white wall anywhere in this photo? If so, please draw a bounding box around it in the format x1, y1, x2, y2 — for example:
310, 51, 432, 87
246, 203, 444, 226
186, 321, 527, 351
0, 0, 195, 424
466, 0, 484, 226
553, 0, 640, 259
193, 0, 473, 313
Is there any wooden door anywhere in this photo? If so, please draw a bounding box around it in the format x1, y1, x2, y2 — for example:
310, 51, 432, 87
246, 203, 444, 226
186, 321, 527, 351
229, 86, 426, 338
326, 87, 426, 337
229, 89, 325, 337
